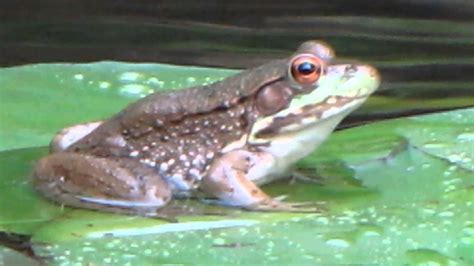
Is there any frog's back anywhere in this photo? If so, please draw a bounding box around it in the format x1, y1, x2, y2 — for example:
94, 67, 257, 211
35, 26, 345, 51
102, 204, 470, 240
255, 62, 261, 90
64, 60, 284, 154
118, 60, 286, 124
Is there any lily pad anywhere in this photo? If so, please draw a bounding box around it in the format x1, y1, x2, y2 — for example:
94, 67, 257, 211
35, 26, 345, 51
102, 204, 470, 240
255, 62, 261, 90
0, 62, 473, 265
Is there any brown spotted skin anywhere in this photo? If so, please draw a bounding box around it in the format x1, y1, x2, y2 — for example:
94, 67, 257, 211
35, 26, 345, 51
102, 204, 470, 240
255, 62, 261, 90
30, 40, 378, 216
66, 87, 272, 191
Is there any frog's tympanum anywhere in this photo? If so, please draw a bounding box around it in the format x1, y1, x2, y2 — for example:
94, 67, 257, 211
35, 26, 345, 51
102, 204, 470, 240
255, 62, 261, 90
31, 41, 380, 216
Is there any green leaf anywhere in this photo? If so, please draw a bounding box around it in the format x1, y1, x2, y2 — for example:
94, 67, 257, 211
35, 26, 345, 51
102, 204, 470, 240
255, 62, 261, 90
1, 62, 473, 264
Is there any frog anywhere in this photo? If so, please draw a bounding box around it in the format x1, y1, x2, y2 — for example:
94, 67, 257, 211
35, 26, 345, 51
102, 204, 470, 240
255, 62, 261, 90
31, 40, 380, 216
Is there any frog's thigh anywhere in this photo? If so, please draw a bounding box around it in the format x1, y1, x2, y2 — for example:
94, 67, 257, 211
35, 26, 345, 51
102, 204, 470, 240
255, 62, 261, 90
50, 121, 103, 152
31, 152, 171, 213
201, 150, 275, 207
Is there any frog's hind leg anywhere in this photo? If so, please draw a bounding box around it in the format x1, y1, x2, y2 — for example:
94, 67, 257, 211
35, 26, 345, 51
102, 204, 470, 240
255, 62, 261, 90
31, 152, 172, 217
50, 121, 103, 152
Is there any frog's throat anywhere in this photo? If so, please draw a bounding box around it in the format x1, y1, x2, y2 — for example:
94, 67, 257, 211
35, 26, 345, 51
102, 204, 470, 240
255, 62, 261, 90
250, 95, 367, 139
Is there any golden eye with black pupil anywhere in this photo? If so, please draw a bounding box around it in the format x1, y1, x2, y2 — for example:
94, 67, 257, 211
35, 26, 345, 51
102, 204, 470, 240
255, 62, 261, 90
290, 54, 324, 85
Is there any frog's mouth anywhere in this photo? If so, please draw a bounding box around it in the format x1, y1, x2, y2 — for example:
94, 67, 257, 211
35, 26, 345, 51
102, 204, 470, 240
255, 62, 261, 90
251, 95, 367, 138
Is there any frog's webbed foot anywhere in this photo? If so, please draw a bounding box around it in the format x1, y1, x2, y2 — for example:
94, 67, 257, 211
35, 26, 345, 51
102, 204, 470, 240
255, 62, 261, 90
201, 150, 322, 213
31, 152, 172, 218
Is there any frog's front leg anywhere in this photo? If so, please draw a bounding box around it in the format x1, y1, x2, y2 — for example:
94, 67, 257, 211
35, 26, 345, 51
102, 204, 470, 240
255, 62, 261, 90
201, 150, 318, 212
50, 121, 103, 152
31, 152, 172, 217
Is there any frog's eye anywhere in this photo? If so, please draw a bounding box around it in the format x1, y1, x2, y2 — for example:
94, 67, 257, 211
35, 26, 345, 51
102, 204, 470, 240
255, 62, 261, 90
290, 54, 324, 85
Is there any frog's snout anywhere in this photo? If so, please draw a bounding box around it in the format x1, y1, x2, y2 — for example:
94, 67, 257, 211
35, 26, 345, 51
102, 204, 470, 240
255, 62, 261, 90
360, 64, 380, 82
355, 64, 381, 95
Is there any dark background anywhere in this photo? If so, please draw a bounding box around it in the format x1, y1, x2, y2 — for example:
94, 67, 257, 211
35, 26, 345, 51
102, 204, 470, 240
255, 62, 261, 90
1, 0, 473, 115
1, 0, 473, 66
